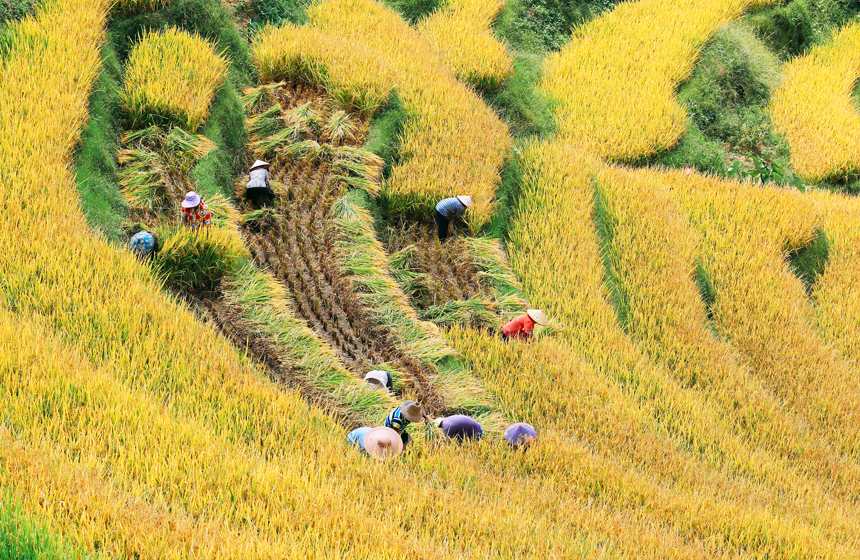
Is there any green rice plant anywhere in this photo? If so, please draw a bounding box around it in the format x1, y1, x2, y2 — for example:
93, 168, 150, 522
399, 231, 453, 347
154, 225, 248, 292
463, 236, 529, 318
221, 263, 396, 423
420, 298, 500, 329
118, 147, 170, 211
247, 103, 285, 138
122, 28, 228, 132
240, 82, 285, 113
164, 127, 216, 159
333, 189, 504, 426
0, 496, 86, 560
333, 174, 380, 196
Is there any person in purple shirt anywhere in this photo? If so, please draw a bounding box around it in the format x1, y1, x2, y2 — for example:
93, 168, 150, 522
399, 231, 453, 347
432, 415, 483, 441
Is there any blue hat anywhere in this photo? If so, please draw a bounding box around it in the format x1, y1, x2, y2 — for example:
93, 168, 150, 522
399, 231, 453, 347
504, 422, 537, 447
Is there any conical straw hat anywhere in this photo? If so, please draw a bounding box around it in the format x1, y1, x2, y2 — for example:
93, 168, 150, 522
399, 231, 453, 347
250, 160, 270, 171
456, 195, 473, 208
363, 427, 403, 460
526, 309, 548, 326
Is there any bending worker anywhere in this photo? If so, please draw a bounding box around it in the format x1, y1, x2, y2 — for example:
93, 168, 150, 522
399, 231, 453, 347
180, 191, 211, 230
384, 400, 431, 447
434, 195, 472, 241
501, 309, 548, 341
364, 369, 393, 392
432, 415, 483, 441
128, 230, 159, 260
245, 160, 274, 208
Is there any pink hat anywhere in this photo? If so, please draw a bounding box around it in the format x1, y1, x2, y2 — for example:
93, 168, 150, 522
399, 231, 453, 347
362, 427, 403, 460
181, 191, 201, 208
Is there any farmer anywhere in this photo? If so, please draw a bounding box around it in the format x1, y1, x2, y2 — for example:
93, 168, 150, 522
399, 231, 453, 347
504, 422, 537, 448
501, 309, 548, 342
347, 426, 403, 460
245, 160, 274, 208
432, 415, 483, 441
364, 369, 393, 392
128, 230, 159, 260
434, 195, 472, 241
384, 400, 431, 447
180, 191, 211, 230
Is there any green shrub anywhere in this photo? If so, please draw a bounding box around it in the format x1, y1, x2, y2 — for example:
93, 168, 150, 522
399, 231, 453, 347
0, 0, 35, 23
246, 0, 312, 28
495, 0, 620, 51
746, 0, 853, 58
657, 122, 728, 175
677, 23, 786, 158
384, 0, 442, 22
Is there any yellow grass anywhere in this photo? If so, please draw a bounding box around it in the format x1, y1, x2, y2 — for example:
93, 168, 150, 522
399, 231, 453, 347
122, 28, 228, 132
417, 0, 513, 89
0, 2, 749, 557
253, 25, 397, 115
808, 191, 860, 366
770, 21, 860, 182
503, 141, 860, 553
542, 0, 773, 161
287, 0, 510, 228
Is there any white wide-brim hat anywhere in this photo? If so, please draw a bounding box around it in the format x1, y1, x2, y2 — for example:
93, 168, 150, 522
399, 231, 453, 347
363, 427, 403, 460
526, 309, 548, 326
181, 191, 201, 208
250, 159, 270, 171
364, 370, 390, 391
456, 195, 473, 208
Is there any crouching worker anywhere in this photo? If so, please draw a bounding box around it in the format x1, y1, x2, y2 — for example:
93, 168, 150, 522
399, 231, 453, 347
504, 422, 537, 448
245, 160, 274, 208
364, 369, 393, 392
432, 415, 483, 441
180, 191, 211, 230
128, 230, 159, 261
434, 195, 472, 241
384, 400, 431, 447
347, 426, 403, 460
501, 309, 548, 342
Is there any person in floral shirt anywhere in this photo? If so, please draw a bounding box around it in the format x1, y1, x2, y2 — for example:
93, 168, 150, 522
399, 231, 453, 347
180, 191, 211, 230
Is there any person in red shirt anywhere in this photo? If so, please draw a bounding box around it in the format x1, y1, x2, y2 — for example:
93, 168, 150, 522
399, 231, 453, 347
501, 309, 548, 341
180, 191, 212, 230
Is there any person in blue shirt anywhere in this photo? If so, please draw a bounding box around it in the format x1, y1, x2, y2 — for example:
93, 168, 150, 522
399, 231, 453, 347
384, 400, 431, 447
128, 230, 159, 260
347, 427, 372, 452
434, 195, 472, 241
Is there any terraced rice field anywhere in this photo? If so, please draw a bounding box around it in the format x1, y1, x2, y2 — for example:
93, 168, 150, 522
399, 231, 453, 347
6, 0, 860, 556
